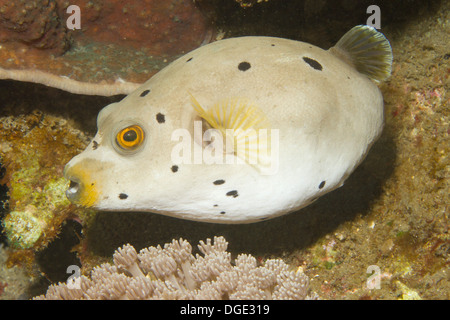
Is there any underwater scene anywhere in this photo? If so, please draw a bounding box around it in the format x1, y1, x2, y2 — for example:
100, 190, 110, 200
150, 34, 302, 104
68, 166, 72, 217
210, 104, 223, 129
0, 0, 448, 300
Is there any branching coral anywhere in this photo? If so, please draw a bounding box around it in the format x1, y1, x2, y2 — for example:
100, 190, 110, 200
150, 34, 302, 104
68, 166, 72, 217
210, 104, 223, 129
34, 236, 318, 300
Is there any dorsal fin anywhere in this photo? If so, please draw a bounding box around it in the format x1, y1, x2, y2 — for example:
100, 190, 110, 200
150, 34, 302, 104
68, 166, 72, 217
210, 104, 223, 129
329, 25, 393, 82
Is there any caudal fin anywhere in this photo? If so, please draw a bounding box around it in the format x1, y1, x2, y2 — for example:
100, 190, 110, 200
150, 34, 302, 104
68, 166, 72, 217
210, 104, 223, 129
329, 25, 393, 82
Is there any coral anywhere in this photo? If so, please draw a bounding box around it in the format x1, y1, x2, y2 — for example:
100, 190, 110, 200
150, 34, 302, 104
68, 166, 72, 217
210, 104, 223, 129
0, 0, 70, 54
0, 68, 140, 95
0, 0, 212, 95
0, 111, 95, 252
34, 236, 318, 300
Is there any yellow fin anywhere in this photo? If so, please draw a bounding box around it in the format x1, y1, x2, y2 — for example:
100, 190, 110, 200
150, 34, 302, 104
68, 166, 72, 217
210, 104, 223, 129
190, 94, 273, 169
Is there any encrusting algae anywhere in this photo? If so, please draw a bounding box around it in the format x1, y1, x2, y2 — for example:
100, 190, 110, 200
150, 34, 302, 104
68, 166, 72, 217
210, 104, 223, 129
0, 110, 95, 260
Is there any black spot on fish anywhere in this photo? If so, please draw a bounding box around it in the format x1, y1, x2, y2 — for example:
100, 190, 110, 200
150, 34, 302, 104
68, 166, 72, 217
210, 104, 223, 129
156, 113, 165, 123
238, 61, 251, 71
271, 44, 275, 47
303, 57, 323, 71
213, 179, 225, 185
214, 204, 218, 207
140, 89, 150, 97
186, 57, 193, 62
220, 211, 226, 214
171, 165, 178, 173
319, 181, 326, 189
119, 193, 128, 200
226, 190, 239, 198
92, 140, 99, 150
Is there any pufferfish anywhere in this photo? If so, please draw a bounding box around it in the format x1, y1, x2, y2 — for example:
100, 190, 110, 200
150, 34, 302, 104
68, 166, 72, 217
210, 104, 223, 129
64, 25, 393, 223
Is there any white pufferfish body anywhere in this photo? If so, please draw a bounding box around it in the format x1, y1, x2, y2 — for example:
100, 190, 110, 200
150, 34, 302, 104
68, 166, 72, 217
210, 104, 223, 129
64, 25, 393, 223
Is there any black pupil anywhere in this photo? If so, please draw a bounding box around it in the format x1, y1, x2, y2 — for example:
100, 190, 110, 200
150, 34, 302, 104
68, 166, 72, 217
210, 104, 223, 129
123, 129, 137, 142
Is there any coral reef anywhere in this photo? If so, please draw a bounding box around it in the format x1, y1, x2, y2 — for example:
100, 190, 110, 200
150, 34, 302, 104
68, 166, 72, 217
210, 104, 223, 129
0, 244, 38, 299
0, 0, 448, 300
0, 0, 212, 95
0, 111, 95, 254
300, 2, 449, 299
34, 236, 317, 300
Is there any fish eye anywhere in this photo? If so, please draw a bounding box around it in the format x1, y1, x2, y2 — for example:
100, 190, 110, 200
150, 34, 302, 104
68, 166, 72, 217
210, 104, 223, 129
115, 125, 145, 151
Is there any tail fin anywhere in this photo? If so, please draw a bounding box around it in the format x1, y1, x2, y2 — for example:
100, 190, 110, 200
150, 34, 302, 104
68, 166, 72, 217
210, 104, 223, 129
329, 25, 393, 82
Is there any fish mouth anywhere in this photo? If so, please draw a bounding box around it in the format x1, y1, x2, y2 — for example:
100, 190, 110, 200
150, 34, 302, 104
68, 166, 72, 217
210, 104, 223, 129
66, 177, 81, 202
63, 161, 99, 207
64, 163, 84, 204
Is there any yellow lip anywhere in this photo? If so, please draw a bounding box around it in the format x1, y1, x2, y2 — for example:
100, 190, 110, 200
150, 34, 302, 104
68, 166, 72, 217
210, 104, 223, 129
64, 159, 100, 208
